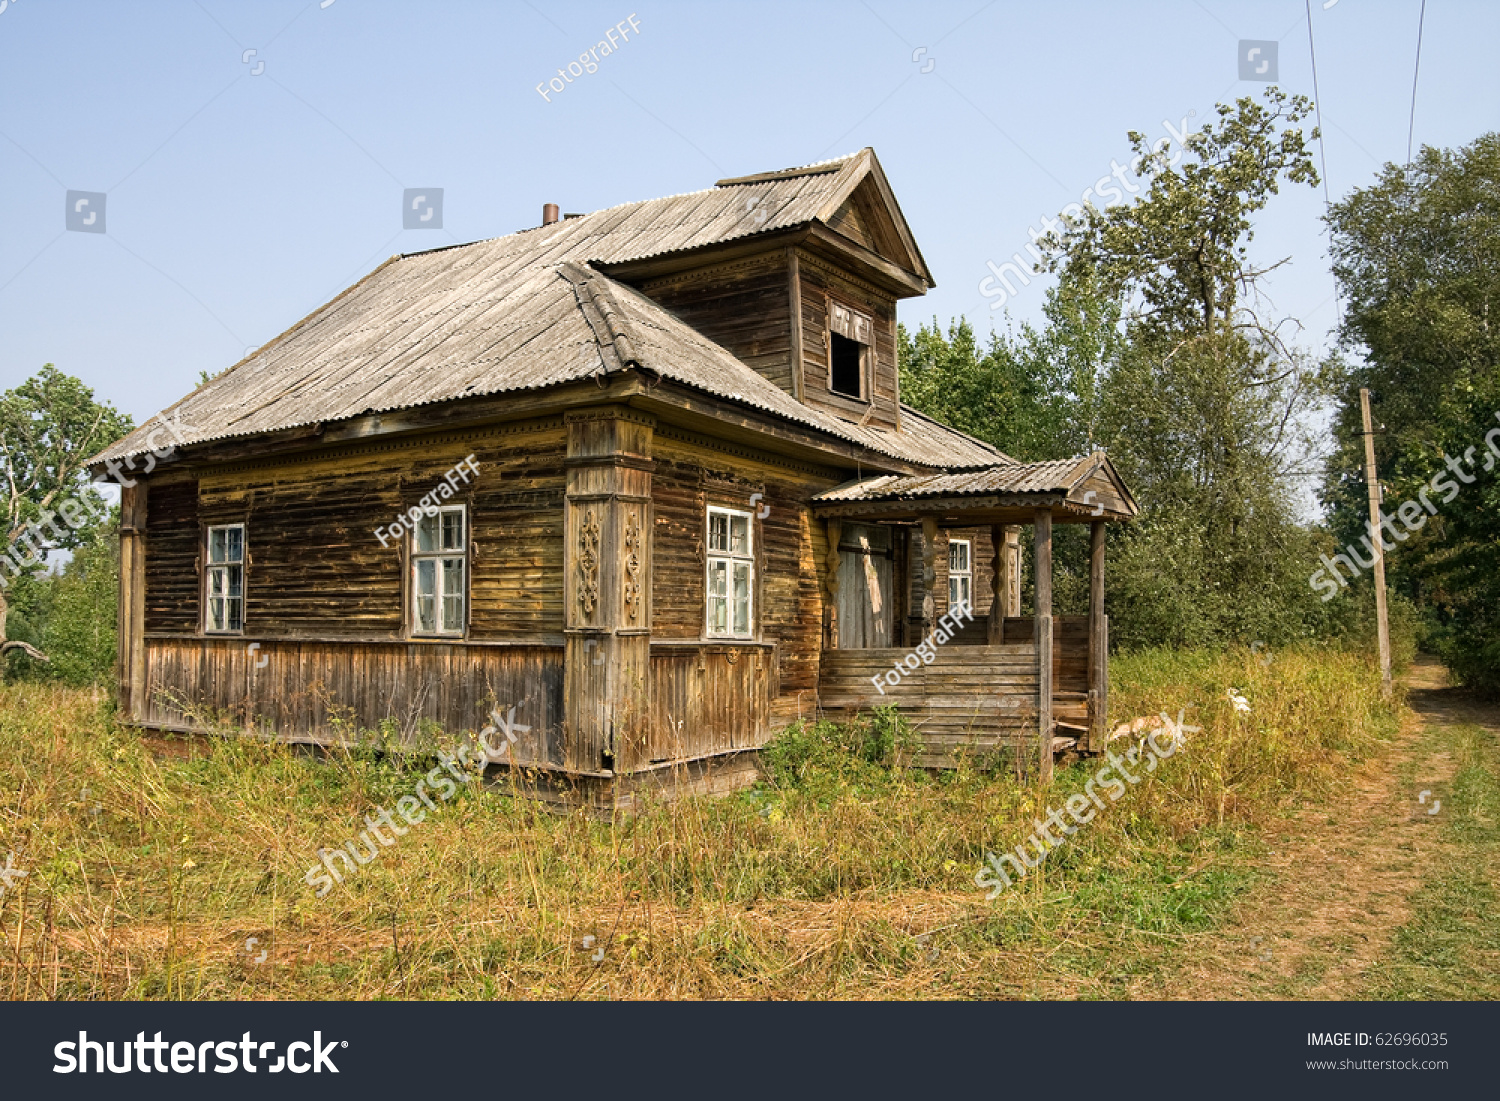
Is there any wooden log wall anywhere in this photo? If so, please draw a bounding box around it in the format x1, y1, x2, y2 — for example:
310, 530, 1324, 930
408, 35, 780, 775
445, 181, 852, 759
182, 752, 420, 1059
143, 479, 202, 634
904, 526, 996, 644
135, 410, 833, 772
134, 421, 570, 755
143, 420, 567, 642
818, 644, 1039, 769
141, 637, 565, 765
636, 254, 795, 394
634, 245, 906, 435
795, 251, 901, 431
649, 425, 836, 731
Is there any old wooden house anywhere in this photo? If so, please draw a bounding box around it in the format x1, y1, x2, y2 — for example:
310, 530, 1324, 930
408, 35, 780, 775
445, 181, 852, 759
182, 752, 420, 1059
91, 149, 1137, 806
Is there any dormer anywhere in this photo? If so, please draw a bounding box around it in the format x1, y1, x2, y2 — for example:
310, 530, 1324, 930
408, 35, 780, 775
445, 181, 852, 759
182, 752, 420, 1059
599, 149, 933, 434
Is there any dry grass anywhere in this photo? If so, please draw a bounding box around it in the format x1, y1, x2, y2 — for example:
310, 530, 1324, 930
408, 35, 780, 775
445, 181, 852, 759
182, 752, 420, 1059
0, 645, 1396, 1000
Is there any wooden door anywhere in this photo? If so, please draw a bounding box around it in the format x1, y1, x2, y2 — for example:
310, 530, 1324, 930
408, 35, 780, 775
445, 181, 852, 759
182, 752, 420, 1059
836, 524, 893, 648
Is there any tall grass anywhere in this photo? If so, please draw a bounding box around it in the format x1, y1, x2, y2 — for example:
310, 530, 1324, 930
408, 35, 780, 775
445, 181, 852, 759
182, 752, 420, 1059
0, 644, 1395, 999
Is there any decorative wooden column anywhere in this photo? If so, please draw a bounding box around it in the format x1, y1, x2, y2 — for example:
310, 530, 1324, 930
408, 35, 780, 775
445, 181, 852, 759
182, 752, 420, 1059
1088, 520, 1109, 754
920, 516, 939, 637
117, 481, 147, 723
563, 408, 654, 775
1033, 509, 1053, 782
1002, 525, 1022, 616
987, 525, 1005, 644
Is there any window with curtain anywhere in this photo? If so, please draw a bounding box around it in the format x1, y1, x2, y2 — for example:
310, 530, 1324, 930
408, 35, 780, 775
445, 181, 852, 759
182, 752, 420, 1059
204, 523, 245, 633
706, 506, 753, 638
411, 505, 467, 636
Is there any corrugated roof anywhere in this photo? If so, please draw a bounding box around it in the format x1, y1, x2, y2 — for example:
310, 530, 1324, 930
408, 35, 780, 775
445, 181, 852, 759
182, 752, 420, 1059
562, 264, 1004, 469
812, 454, 1109, 502
90, 148, 989, 471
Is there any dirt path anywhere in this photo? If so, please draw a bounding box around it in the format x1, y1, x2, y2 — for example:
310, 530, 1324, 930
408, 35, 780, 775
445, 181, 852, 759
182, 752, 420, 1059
1136, 656, 1498, 999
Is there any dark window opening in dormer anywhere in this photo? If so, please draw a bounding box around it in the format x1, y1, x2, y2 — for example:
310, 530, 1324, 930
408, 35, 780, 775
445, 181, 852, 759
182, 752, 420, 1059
828, 300, 873, 401
830, 333, 864, 399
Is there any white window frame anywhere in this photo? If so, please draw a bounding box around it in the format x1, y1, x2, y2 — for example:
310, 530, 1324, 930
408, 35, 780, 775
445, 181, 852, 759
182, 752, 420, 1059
203, 523, 246, 634
948, 537, 972, 613
705, 505, 754, 640
409, 504, 468, 638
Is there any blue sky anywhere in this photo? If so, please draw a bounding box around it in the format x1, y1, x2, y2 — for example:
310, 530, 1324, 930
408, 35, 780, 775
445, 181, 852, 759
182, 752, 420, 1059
2, 0, 1497, 428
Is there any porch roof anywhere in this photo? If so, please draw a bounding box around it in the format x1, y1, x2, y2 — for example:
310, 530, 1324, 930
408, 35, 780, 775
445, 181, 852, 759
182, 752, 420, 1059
809, 451, 1138, 523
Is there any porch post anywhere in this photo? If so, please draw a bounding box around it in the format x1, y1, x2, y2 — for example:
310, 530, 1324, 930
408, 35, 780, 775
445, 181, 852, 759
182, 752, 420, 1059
563, 407, 655, 775
1003, 525, 1022, 616
1033, 509, 1053, 782
1089, 520, 1108, 754
118, 481, 147, 723
823, 519, 842, 649
920, 515, 939, 637
987, 525, 1005, 644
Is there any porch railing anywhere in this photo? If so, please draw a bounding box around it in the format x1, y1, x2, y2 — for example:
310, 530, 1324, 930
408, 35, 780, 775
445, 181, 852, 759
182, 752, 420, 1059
817, 615, 1094, 768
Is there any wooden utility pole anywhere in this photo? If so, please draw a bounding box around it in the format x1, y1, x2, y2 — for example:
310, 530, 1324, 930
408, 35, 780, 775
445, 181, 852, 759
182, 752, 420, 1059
1033, 510, 1053, 783
1359, 388, 1393, 700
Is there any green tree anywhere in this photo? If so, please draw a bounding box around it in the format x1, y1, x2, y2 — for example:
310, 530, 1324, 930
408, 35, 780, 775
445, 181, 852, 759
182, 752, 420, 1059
901, 90, 1340, 649
37, 534, 121, 686
1042, 90, 1336, 648
1324, 133, 1500, 691
0, 365, 132, 672
899, 317, 1043, 459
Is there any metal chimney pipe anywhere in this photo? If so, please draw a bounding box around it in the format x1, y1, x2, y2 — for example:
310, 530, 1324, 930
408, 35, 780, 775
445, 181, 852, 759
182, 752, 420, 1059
542, 203, 560, 226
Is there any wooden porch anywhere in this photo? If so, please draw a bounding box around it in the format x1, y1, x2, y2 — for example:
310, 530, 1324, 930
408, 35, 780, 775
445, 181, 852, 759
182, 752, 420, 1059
818, 616, 1098, 769
812, 452, 1136, 778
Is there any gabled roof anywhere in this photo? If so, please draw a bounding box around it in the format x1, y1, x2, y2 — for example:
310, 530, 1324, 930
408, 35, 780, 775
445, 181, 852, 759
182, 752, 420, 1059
811, 451, 1139, 520
92, 148, 975, 471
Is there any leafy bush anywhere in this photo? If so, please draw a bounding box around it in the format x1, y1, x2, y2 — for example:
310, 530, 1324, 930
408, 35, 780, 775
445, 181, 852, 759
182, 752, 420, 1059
759, 706, 919, 788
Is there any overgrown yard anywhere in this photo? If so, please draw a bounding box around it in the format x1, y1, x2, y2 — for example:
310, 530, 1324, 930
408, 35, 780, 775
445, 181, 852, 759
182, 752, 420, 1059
1, 645, 1492, 1000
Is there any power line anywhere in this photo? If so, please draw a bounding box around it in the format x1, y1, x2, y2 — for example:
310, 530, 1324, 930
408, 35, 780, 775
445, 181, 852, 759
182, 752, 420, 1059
1407, 0, 1428, 163
1305, 0, 1342, 329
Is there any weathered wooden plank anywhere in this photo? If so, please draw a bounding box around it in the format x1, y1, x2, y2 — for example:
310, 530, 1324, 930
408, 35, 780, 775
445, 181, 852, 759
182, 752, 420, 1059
141, 637, 565, 762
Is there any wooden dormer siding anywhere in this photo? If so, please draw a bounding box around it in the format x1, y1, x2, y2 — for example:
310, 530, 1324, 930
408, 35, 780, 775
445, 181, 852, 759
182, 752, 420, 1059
624, 237, 905, 435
